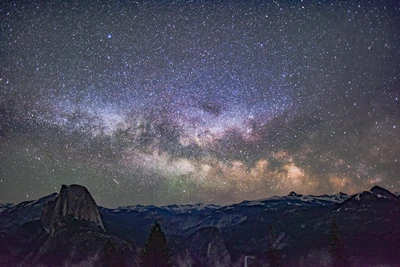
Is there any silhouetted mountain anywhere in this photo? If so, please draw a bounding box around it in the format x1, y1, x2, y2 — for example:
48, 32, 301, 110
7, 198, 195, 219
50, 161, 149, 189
370, 185, 398, 200
0, 193, 58, 232
1, 185, 400, 266
0, 184, 138, 266
43, 184, 105, 234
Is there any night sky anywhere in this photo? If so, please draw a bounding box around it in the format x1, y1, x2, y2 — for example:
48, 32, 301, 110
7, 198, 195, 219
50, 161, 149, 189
0, 0, 399, 207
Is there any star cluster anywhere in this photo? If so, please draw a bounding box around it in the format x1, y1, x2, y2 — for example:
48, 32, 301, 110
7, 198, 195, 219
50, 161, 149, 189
0, 0, 399, 207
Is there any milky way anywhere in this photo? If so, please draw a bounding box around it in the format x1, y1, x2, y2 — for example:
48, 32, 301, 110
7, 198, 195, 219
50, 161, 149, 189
0, 0, 399, 207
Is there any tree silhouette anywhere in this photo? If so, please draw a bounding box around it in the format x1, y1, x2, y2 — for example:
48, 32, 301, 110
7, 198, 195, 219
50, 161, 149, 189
329, 221, 350, 267
140, 221, 171, 267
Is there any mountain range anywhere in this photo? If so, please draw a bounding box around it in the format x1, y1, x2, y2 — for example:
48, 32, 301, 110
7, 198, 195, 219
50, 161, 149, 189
0, 184, 399, 266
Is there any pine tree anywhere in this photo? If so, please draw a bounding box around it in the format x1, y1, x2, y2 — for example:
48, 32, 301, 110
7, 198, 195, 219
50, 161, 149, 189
140, 221, 171, 267
329, 221, 350, 267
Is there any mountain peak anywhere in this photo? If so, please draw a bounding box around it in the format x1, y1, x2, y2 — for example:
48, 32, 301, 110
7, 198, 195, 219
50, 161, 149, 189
370, 185, 397, 200
342, 186, 399, 206
288, 191, 303, 197
41, 184, 105, 234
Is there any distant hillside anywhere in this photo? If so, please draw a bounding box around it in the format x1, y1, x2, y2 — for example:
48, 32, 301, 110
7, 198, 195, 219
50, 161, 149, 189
0, 184, 399, 266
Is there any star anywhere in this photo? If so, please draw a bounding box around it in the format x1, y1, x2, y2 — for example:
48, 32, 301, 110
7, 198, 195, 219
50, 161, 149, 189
0, 0, 398, 207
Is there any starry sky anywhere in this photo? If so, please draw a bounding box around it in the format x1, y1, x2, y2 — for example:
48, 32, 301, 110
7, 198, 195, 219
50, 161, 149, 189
0, 0, 399, 207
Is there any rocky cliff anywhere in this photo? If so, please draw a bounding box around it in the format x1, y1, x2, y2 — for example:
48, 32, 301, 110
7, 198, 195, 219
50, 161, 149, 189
1, 185, 400, 266
0, 184, 138, 267
41, 184, 105, 234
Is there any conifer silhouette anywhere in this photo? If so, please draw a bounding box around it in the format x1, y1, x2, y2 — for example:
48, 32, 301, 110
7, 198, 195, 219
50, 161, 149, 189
140, 221, 171, 267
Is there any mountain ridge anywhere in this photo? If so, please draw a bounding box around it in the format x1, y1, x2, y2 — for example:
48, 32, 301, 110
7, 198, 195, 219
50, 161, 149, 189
1, 185, 389, 213
1, 185, 399, 266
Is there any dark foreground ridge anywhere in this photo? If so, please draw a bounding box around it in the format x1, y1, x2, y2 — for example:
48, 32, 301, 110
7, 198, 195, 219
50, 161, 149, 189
0, 184, 399, 266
